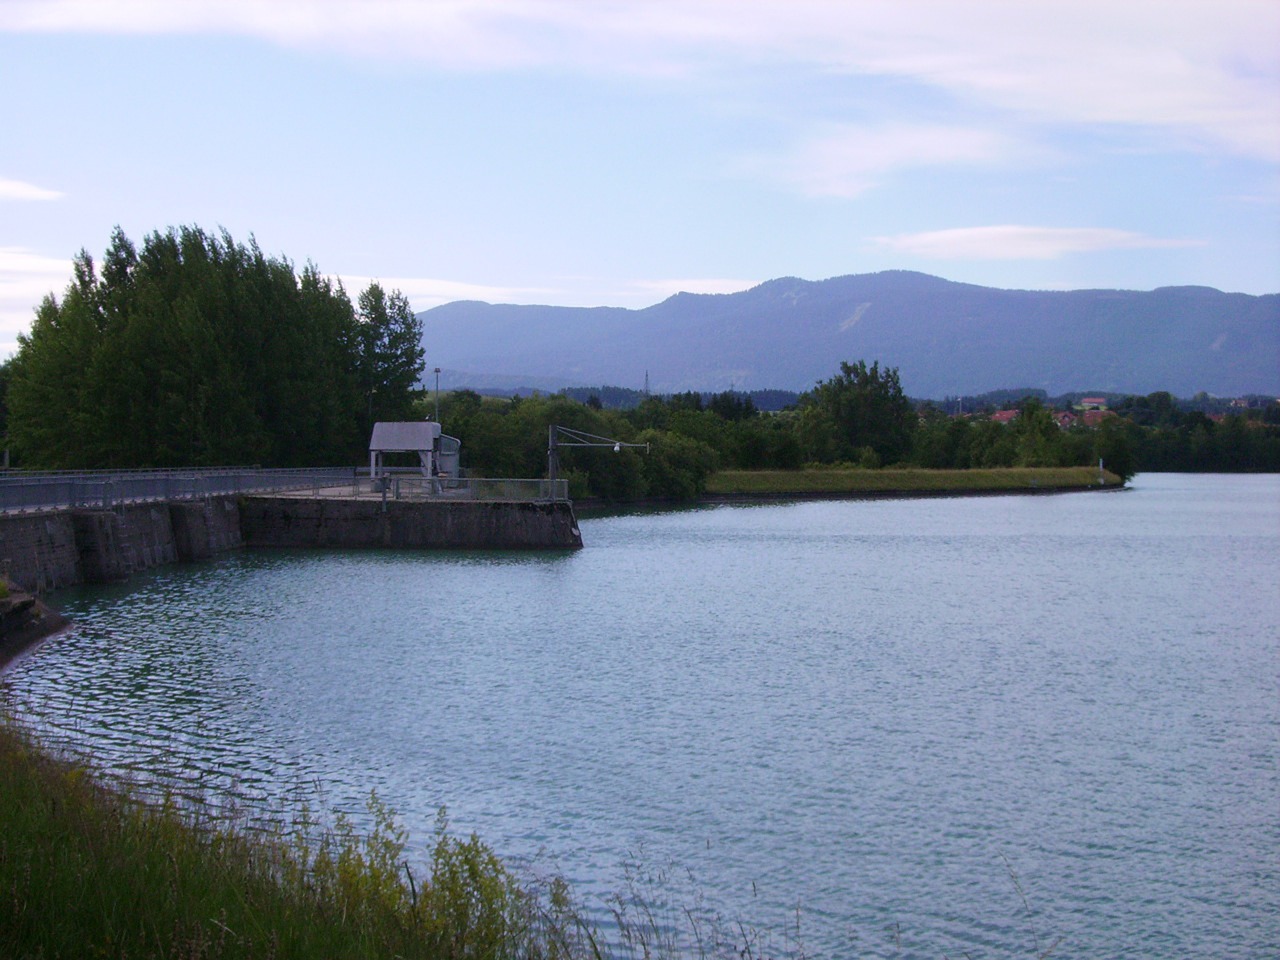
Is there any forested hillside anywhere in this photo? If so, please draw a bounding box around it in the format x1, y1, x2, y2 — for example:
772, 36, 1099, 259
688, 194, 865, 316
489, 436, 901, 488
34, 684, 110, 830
420, 272, 1280, 397
3, 226, 424, 469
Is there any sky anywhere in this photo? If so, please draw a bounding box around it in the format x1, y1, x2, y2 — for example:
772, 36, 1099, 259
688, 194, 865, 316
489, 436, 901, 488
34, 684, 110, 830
2, 0, 1278, 357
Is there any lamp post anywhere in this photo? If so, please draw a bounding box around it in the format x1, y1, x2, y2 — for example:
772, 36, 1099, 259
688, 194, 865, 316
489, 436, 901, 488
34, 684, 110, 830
433, 367, 441, 422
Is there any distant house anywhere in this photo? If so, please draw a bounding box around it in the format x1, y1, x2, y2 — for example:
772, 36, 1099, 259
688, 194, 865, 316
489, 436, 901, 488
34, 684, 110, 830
1081, 409, 1116, 428
991, 409, 1019, 424
1078, 397, 1109, 411
1055, 411, 1078, 429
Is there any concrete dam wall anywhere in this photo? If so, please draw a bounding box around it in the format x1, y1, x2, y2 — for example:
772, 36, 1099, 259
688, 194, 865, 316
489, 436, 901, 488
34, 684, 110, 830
0, 497, 244, 593
0, 496, 580, 594
239, 497, 582, 551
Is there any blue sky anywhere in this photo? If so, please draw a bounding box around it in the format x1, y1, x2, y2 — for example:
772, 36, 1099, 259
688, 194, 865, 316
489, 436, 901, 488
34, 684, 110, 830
2, 0, 1278, 356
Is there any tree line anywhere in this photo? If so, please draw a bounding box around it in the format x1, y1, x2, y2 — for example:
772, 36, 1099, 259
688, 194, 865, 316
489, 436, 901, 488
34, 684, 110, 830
431, 366, 1277, 499
1108, 392, 1280, 472
424, 361, 1151, 500
2, 226, 424, 468
2, 227, 1274, 493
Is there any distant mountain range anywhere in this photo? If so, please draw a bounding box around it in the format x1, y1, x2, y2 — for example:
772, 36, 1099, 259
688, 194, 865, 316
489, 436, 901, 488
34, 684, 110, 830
417, 271, 1280, 399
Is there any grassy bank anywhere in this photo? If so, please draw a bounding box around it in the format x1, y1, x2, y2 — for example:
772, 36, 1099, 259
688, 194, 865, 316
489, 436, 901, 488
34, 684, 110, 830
0, 713, 594, 960
704, 466, 1122, 498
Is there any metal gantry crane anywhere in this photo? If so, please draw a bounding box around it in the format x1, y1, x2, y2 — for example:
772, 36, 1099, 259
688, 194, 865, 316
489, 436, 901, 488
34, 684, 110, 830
547, 425, 649, 486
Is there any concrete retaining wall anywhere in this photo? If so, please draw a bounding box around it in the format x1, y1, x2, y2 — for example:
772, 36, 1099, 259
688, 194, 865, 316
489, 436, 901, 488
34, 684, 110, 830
169, 498, 244, 561
0, 512, 81, 593
0, 493, 577, 663
0, 495, 578, 593
0, 497, 243, 593
240, 497, 583, 550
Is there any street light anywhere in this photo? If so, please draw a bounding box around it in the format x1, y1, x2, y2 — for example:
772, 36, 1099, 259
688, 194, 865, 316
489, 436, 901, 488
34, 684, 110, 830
433, 367, 441, 422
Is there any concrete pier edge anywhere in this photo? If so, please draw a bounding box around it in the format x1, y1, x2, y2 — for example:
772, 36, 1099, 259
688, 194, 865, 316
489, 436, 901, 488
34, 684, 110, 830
0, 495, 582, 597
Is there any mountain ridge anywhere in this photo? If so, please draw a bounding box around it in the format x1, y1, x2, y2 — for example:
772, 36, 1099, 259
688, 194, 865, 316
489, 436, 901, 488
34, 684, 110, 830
417, 271, 1279, 398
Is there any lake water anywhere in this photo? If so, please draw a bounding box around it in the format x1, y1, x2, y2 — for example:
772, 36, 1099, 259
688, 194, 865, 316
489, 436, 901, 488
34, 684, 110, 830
3, 474, 1278, 958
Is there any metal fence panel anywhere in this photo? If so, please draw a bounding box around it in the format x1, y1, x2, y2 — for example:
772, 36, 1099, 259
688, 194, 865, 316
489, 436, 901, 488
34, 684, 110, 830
0, 468, 360, 512
0, 469, 567, 512
386, 476, 566, 502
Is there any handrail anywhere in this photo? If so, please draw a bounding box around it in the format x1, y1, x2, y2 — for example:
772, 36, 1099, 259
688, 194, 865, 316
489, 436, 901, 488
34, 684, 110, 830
0, 468, 569, 512
0, 468, 358, 513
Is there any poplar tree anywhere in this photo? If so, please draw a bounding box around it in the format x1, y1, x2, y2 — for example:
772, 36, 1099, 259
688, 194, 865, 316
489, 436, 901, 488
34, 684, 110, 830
6, 226, 424, 469
356, 282, 426, 433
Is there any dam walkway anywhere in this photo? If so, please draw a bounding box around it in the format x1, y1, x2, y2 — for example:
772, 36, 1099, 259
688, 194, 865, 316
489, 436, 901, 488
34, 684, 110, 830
0, 468, 568, 514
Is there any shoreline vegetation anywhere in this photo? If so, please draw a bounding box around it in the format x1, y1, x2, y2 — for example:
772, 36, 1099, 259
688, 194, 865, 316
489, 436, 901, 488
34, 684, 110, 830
0, 711, 604, 960
571, 465, 1123, 511
0, 709, 814, 960
702, 465, 1121, 497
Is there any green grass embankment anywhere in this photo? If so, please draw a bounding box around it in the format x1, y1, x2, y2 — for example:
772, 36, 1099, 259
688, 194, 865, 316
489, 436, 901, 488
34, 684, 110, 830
0, 714, 594, 960
704, 466, 1122, 498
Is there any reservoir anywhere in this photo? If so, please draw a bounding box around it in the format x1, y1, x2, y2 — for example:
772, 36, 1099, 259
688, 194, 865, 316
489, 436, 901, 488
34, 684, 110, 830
3, 473, 1277, 958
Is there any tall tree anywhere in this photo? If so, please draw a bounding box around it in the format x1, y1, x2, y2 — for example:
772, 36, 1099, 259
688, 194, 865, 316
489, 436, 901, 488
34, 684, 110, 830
7, 253, 105, 467
7, 226, 374, 468
356, 283, 425, 432
801, 360, 914, 464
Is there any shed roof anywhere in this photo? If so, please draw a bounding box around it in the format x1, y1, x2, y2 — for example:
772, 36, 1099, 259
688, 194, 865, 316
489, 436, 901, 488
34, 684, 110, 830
369, 421, 441, 451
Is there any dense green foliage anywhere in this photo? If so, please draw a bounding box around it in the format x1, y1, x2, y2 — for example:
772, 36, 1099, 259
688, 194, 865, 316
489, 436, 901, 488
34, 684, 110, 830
4, 226, 423, 468
1108, 392, 1280, 471
796, 360, 914, 466
911, 397, 1136, 476
559, 385, 801, 413
433, 365, 1146, 499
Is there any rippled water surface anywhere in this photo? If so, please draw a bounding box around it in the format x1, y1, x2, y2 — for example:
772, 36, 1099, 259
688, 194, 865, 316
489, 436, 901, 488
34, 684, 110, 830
4, 474, 1278, 958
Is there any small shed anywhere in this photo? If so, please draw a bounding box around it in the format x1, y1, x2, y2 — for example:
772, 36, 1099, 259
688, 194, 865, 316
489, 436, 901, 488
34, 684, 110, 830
369, 421, 444, 478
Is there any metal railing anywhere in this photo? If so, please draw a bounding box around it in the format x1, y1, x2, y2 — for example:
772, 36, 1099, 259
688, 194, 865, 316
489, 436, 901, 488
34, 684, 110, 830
382, 476, 568, 503
272, 475, 569, 503
0, 467, 359, 513
0, 468, 569, 511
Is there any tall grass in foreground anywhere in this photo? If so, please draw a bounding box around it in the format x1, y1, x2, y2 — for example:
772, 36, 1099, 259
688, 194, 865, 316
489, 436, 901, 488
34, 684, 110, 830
0, 713, 597, 960
0, 713, 812, 960
0, 710, 1062, 960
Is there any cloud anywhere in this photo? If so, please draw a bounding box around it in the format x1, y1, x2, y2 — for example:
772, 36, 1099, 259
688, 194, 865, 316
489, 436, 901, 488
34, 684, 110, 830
3, 1, 1275, 159
0, 247, 71, 290
0, 247, 74, 355
0, 177, 64, 201
873, 226, 1205, 260
755, 124, 1016, 198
